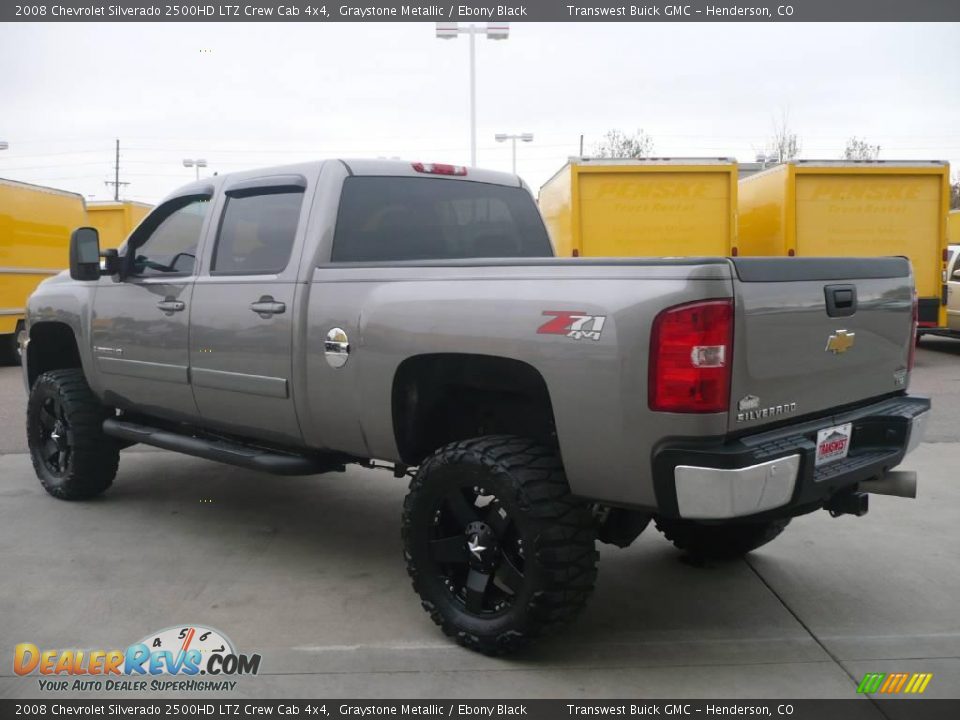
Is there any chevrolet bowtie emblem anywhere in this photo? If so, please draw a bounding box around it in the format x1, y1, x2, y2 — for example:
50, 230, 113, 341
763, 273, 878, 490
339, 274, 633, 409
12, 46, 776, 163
826, 329, 856, 354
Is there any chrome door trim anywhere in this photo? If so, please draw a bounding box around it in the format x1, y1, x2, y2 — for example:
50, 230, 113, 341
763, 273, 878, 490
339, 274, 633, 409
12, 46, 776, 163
191, 367, 289, 399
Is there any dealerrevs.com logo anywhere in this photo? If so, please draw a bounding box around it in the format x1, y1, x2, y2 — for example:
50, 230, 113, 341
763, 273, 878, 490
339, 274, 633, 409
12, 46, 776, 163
14, 625, 261, 692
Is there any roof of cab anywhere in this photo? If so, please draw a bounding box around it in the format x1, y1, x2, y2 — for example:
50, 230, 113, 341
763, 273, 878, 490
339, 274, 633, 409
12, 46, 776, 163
159, 158, 523, 205
342, 158, 521, 187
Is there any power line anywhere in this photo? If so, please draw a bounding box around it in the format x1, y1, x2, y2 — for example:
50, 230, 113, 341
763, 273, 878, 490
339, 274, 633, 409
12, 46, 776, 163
4, 141, 956, 164
0, 162, 112, 171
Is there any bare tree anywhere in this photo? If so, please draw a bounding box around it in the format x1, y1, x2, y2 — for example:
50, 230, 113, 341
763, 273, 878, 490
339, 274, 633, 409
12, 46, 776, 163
951, 173, 959, 210
593, 129, 655, 159
843, 137, 881, 161
766, 112, 801, 162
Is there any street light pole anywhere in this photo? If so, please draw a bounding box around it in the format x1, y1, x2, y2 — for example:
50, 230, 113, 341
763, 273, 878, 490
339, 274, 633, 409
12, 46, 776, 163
494, 132, 534, 174
469, 25, 476, 167
436, 22, 510, 167
183, 158, 208, 180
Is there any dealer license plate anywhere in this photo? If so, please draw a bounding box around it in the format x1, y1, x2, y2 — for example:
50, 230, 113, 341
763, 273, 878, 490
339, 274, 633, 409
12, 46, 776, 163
815, 423, 853, 466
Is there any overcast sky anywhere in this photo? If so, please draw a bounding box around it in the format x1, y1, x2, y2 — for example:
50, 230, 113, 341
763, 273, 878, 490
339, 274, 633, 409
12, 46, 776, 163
1, 21, 957, 204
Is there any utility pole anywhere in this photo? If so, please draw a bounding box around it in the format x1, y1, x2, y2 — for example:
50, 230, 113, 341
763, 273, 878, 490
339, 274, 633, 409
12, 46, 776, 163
104, 138, 129, 200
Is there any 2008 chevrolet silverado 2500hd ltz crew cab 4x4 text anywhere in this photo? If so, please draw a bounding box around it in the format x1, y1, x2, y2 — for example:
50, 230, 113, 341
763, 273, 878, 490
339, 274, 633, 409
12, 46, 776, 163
21, 159, 929, 655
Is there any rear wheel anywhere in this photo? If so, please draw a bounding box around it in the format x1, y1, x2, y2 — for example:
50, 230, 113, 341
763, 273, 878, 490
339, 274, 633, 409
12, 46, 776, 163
655, 516, 791, 560
402, 435, 598, 655
27, 369, 119, 500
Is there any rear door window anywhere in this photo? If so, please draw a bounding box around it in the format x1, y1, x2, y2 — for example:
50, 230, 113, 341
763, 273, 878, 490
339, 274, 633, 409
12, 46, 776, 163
330, 177, 552, 262
212, 191, 304, 274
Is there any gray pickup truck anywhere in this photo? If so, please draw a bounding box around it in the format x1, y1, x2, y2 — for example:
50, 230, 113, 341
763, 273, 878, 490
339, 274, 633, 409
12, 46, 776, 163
22, 159, 929, 655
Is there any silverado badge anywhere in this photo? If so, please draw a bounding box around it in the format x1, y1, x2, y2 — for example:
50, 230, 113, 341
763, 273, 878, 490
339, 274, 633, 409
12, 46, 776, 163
826, 329, 856, 354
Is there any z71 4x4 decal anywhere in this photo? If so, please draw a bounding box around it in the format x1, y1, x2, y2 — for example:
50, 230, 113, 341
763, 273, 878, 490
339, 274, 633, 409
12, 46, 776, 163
537, 311, 607, 341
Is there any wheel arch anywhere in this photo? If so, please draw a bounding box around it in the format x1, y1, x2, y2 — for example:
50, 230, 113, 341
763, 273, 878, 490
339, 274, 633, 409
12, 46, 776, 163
391, 353, 558, 466
25, 321, 84, 389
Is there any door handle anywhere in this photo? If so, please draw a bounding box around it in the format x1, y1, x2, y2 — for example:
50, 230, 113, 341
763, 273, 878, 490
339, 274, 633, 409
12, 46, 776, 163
250, 296, 286, 317
157, 299, 185, 313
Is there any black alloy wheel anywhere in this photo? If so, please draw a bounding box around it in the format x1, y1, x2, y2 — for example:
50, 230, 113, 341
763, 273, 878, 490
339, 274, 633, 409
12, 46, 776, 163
428, 482, 528, 616
36, 393, 71, 476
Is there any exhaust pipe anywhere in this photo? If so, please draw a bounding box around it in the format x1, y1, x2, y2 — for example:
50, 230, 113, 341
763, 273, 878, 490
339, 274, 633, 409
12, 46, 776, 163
860, 470, 917, 499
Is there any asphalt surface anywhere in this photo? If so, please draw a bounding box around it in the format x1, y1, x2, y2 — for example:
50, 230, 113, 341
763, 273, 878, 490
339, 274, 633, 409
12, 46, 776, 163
1, 339, 958, 702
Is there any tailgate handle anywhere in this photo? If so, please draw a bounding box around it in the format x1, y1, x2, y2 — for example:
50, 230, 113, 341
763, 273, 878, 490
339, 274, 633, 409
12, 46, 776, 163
825, 284, 857, 317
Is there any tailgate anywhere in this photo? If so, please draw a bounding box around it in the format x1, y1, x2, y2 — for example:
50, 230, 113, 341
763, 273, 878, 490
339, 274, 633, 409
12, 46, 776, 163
727, 257, 913, 432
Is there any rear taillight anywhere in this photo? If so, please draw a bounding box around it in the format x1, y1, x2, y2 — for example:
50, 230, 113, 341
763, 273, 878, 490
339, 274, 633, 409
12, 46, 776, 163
412, 162, 467, 176
908, 290, 918, 371
649, 299, 734, 413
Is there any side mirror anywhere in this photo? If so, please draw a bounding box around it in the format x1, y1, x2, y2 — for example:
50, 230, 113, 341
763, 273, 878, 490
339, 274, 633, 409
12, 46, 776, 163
952, 268, 960, 281
69, 227, 102, 281
101, 248, 121, 276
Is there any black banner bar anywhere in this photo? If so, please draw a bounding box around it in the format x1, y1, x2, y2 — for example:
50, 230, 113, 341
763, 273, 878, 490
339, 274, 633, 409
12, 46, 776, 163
4, 0, 960, 23
3, 700, 960, 720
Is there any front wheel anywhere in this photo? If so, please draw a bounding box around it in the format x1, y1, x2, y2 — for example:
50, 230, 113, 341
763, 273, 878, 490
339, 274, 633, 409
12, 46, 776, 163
655, 516, 791, 560
27, 369, 119, 500
402, 435, 598, 655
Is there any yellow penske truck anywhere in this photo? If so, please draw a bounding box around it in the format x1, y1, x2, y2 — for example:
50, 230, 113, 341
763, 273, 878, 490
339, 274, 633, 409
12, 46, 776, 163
0, 178, 87, 364
86, 200, 152, 249
538, 158, 739, 258
738, 160, 951, 333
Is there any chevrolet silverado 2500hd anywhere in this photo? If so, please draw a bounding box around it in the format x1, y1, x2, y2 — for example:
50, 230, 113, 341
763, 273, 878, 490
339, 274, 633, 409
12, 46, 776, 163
22, 159, 929, 655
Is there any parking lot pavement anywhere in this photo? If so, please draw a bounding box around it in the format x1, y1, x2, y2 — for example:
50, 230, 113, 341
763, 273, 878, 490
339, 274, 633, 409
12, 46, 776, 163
910, 336, 960, 442
1, 341, 958, 700
0, 365, 24, 454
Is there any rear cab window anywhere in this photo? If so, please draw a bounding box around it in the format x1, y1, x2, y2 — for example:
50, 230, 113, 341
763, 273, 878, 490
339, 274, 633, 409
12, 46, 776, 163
330, 177, 552, 262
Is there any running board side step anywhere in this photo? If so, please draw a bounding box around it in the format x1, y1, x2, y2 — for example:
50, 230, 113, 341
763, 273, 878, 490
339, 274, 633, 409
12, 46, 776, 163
103, 419, 345, 476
